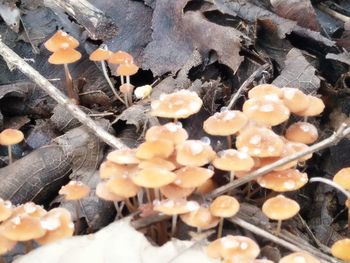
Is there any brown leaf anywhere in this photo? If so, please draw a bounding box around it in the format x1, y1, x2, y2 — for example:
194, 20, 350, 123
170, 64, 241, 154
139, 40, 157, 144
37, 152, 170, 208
272, 48, 320, 93
270, 0, 320, 31
143, 0, 244, 76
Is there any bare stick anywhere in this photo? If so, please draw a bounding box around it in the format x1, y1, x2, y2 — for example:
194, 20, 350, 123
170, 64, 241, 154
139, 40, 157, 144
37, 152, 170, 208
227, 63, 270, 109
208, 123, 350, 199
0, 38, 125, 150
309, 177, 350, 199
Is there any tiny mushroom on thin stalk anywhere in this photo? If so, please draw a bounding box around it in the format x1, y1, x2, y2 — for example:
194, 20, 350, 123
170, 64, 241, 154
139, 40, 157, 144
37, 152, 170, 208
294, 95, 325, 118
248, 84, 283, 99
331, 238, 350, 262
180, 205, 220, 233
0, 128, 24, 164
281, 87, 310, 113
59, 180, 90, 234
96, 181, 125, 218
209, 195, 240, 238
279, 251, 320, 263
262, 195, 300, 235
117, 61, 139, 107
285, 122, 318, 145
108, 51, 133, 84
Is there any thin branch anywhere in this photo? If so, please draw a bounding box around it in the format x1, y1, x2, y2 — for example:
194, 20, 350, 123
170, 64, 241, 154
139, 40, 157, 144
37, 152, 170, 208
207, 123, 350, 199
309, 177, 350, 199
227, 63, 270, 109
0, 38, 125, 150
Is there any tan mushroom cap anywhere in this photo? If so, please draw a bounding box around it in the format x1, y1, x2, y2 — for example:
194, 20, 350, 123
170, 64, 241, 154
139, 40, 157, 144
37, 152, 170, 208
106, 177, 140, 198
236, 127, 284, 157
207, 235, 260, 261
248, 84, 282, 99
108, 51, 133, 64
145, 123, 188, 145
331, 238, 350, 261
0, 234, 16, 255
0, 199, 12, 222
117, 63, 139, 76
96, 181, 125, 202
281, 87, 310, 113
12, 202, 47, 218
209, 195, 240, 218
295, 96, 325, 117
107, 148, 139, 165
48, 48, 82, 64
252, 260, 274, 263
180, 206, 219, 229
262, 195, 300, 220
0, 129, 24, 146
0, 214, 46, 241
99, 161, 138, 179
59, 181, 90, 200
257, 169, 308, 192
138, 157, 176, 171
286, 141, 312, 162
176, 140, 216, 167
136, 139, 174, 160
119, 83, 135, 96
333, 168, 350, 190
89, 48, 112, 61
44, 30, 79, 52
213, 149, 254, 172
243, 95, 290, 126
131, 167, 176, 188
279, 251, 320, 263
160, 183, 195, 199
36, 208, 74, 245
203, 110, 248, 136
195, 179, 218, 195
153, 199, 200, 215
285, 122, 318, 145
174, 167, 214, 188
151, 90, 203, 119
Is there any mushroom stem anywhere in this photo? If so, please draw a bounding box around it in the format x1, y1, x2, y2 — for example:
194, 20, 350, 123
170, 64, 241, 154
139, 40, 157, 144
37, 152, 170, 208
276, 219, 282, 235
63, 63, 79, 104
154, 188, 161, 201
125, 75, 133, 106
146, 188, 152, 203
217, 217, 224, 239
114, 201, 124, 219
227, 135, 232, 148
348, 198, 350, 237
171, 214, 178, 237
100, 60, 125, 104
230, 171, 235, 183
7, 145, 12, 164
124, 93, 129, 108
74, 201, 81, 235
120, 75, 124, 85
125, 198, 136, 212
197, 227, 202, 234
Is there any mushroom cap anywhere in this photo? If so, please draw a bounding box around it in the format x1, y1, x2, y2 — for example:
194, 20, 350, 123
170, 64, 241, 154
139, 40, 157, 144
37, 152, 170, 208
89, 48, 112, 61
44, 30, 79, 52
13, 202, 47, 218
279, 251, 320, 263
151, 90, 203, 119
138, 157, 176, 171
59, 181, 90, 200
134, 85, 153, 99
136, 139, 174, 160
0, 214, 46, 241
160, 183, 195, 199
262, 195, 300, 220
213, 149, 254, 172
145, 123, 188, 145
236, 127, 284, 157
333, 168, 350, 190
107, 149, 139, 165
285, 122, 318, 145
243, 96, 290, 126
36, 208, 74, 245
0, 234, 16, 255
176, 140, 216, 167
153, 199, 200, 215
96, 181, 125, 202
117, 63, 139, 76
108, 51, 133, 64
257, 169, 308, 192
106, 177, 140, 198
99, 161, 138, 179
281, 87, 310, 113
286, 141, 312, 162
295, 96, 325, 117
195, 179, 218, 195
119, 83, 135, 94
248, 84, 282, 99
174, 167, 214, 188
131, 168, 176, 188
48, 48, 82, 64
331, 238, 350, 261
0, 199, 12, 222
203, 110, 248, 136
0, 129, 24, 146
180, 206, 219, 229
209, 195, 240, 218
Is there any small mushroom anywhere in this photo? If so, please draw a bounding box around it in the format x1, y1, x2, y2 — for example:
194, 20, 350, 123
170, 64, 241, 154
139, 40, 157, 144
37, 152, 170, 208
279, 251, 320, 263
281, 87, 310, 113
0, 128, 24, 164
99, 160, 138, 179
295, 96, 325, 117
44, 30, 79, 52
0, 199, 12, 222
176, 140, 216, 167
106, 148, 139, 165
160, 183, 195, 199
116, 61, 139, 107
145, 123, 188, 145
333, 168, 350, 233
180, 206, 220, 233
136, 139, 174, 160
174, 167, 214, 188
262, 195, 300, 235
248, 84, 282, 99
108, 51, 133, 84
0, 234, 16, 257
285, 122, 318, 145
331, 238, 350, 262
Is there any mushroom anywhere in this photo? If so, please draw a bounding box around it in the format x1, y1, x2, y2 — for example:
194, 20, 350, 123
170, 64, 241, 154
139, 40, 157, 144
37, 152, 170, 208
176, 140, 216, 167
281, 87, 310, 113
138, 157, 176, 171
295, 95, 325, 118
285, 122, 318, 145
0, 199, 12, 222
59, 180, 90, 234
160, 183, 195, 199
203, 110, 248, 148
0, 128, 24, 164
117, 61, 139, 107
106, 148, 139, 165
333, 168, 350, 233
180, 206, 220, 233
89, 46, 125, 104
0, 234, 16, 258
209, 195, 240, 238
44, 30, 79, 52
145, 123, 188, 145
99, 160, 138, 179
96, 181, 125, 218
108, 51, 133, 84
331, 238, 350, 262
262, 195, 300, 235
136, 139, 174, 160
134, 84, 153, 100
174, 167, 214, 188
279, 251, 320, 263
248, 84, 282, 99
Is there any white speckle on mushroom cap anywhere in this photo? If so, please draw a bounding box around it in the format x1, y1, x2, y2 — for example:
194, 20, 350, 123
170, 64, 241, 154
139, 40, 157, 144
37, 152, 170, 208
241, 146, 249, 153
61, 32, 68, 37
223, 111, 237, 121
11, 216, 21, 225
284, 180, 296, 190
165, 123, 178, 133
268, 146, 275, 153
260, 103, 275, 113
253, 149, 261, 155
163, 200, 175, 208
175, 109, 188, 116
159, 94, 167, 101
239, 241, 249, 250
174, 179, 182, 185
293, 256, 307, 263
41, 217, 61, 231
186, 201, 200, 211
283, 88, 297, 100
23, 203, 37, 214
221, 237, 239, 249
189, 141, 204, 155
190, 101, 200, 110
61, 42, 69, 49
237, 152, 249, 159
4, 201, 11, 208
151, 100, 160, 109
300, 124, 310, 132
264, 94, 280, 101
200, 137, 211, 145
250, 135, 261, 145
